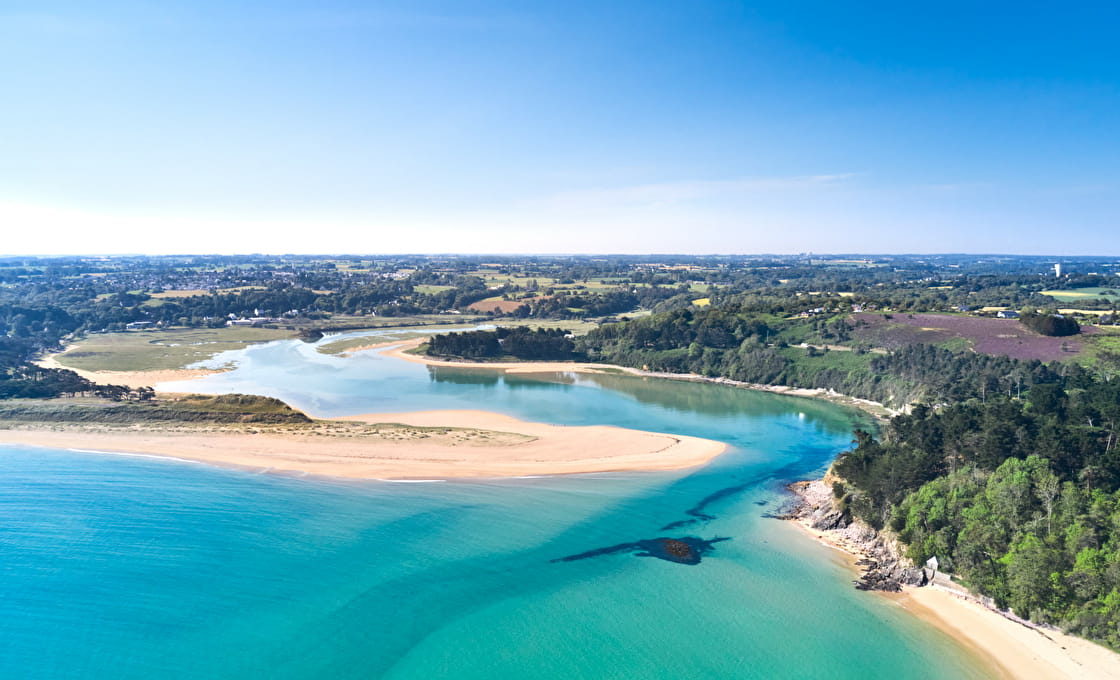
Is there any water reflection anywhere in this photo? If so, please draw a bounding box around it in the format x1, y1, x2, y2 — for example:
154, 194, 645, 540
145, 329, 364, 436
425, 366, 502, 386
572, 373, 850, 420
426, 365, 579, 390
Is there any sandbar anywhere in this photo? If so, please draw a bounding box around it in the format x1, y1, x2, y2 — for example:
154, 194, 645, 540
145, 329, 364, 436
376, 338, 636, 374
0, 409, 726, 480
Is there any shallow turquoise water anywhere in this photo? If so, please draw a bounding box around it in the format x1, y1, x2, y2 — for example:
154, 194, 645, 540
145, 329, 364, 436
0, 331, 991, 678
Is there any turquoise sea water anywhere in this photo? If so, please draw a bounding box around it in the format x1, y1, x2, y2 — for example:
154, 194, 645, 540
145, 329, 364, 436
0, 330, 991, 678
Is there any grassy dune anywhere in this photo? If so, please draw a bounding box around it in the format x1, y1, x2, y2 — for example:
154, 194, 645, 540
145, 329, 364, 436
0, 394, 312, 425
0, 395, 535, 451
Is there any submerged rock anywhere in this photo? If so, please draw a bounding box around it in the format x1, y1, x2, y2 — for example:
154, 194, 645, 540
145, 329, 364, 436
636, 537, 711, 565
552, 536, 729, 566
661, 539, 694, 560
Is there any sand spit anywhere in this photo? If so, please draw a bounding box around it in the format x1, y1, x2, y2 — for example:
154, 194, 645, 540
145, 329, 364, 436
0, 409, 726, 480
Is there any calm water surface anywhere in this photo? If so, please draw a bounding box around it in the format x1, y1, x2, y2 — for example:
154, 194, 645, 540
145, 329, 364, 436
0, 330, 991, 678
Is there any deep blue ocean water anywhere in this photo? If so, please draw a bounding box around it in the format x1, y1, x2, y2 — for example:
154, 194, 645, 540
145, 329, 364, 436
0, 330, 991, 678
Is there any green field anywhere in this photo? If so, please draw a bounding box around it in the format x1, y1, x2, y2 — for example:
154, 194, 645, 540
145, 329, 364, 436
412, 284, 456, 294
778, 345, 875, 375
54, 327, 296, 372
1077, 327, 1120, 372
313, 314, 486, 330
465, 270, 628, 293
1043, 287, 1120, 302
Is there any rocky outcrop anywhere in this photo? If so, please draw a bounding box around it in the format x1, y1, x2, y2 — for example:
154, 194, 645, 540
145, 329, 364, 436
660, 539, 695, 561
781, 480, 932, 592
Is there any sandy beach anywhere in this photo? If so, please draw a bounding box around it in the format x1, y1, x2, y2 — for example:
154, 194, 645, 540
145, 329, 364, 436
377, 337, 635, 374
337, 341, 407, 356
25, 338, 1115, 674
786, 493, 1120, 679
890, 586, 1120, 680
0, 409, 726, 480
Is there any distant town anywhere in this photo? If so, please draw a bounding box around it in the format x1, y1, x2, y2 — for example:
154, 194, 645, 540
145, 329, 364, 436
3, 253, 1118, 334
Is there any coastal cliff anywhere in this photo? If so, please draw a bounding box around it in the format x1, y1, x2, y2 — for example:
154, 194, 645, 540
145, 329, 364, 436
783, 478, 932, 592
784, 477, 1120, 679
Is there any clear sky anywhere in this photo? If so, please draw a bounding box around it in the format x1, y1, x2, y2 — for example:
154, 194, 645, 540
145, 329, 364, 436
1, 1, 1118, 255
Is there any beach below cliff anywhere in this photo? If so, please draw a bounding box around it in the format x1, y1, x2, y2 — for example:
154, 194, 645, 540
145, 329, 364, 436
784, 480, 1120, 680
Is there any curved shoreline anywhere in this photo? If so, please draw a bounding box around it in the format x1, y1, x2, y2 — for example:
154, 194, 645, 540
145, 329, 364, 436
33, 352, 227, 390
0, 409, 727, 480
24, 330, 1095, 676
786, 480, 1120, 679
378, 338, 633, 375
36, 332, 898, 421
377, 339, 898, 420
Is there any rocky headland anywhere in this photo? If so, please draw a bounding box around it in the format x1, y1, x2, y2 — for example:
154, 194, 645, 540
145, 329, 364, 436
781, 479, 932, 592
780, 478, 1120, 679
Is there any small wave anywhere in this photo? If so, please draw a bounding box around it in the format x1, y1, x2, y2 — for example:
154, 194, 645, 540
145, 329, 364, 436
66, 448, 205, 466
374, 478, 447, 483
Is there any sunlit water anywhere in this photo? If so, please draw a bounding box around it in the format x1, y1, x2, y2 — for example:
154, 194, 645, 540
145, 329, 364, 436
0, 329, 990, 678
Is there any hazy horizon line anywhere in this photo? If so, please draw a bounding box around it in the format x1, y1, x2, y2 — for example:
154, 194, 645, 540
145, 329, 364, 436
4, 252, 1119, 260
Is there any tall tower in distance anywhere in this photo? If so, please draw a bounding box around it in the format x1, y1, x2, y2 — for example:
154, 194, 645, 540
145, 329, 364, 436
1054, 263, 1062, 277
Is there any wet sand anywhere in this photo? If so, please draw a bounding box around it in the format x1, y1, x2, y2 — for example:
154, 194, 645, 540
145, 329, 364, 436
0, 409, 726, 480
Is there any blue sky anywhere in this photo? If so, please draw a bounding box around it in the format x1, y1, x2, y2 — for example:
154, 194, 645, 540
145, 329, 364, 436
1, 1, 1117, 254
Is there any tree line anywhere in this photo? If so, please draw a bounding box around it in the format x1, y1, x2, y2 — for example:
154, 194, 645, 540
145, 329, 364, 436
426, 327, 576, 361
1020, 310, 1081, 337
832, 382, 1120, 649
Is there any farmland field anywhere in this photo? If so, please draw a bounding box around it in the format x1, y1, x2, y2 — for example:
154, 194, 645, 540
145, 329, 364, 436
466, 296, 543, 313
149, 289, 210, 298
463, 270, 632, 293
412, 284, 456, 294
1058, 308, 1116, 316
852, 312, 1094, 361
1042, 287, 1120, 302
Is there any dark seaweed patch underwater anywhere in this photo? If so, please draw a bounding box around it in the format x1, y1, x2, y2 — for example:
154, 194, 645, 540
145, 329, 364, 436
551, 536, 730, 566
